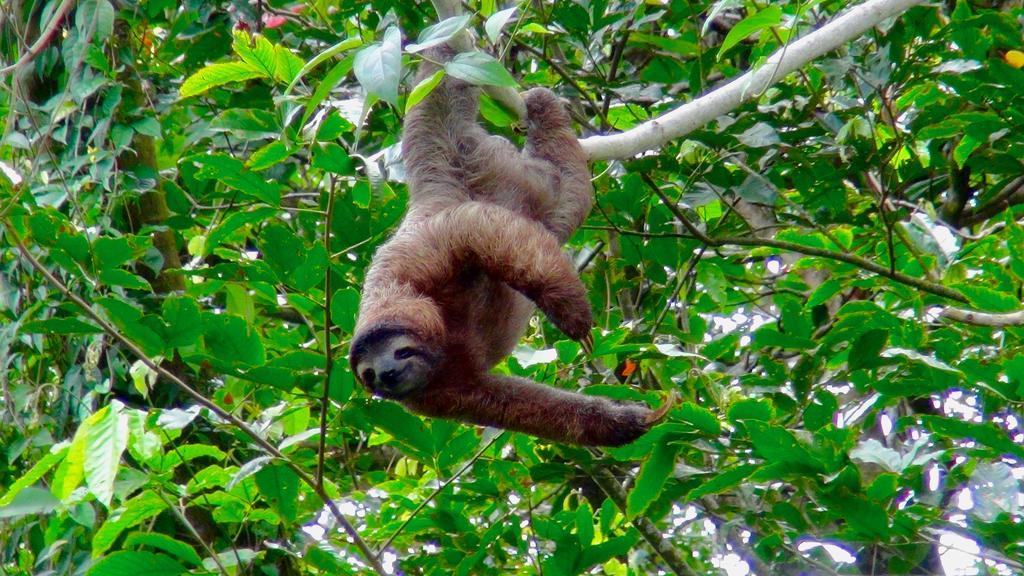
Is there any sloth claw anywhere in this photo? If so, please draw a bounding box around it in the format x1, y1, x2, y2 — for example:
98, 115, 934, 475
644, 390, 679, 425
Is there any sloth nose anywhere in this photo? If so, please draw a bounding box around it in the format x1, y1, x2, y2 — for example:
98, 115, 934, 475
365, 358, 405, 392
378, 367, 402, 386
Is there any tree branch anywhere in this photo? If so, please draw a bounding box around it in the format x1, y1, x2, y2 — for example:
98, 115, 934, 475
958, 176, 1024, 227
578, 0, 926, 160
590, 466, 698, 576
0, 0, 76, 76
940, 307, 1024, 327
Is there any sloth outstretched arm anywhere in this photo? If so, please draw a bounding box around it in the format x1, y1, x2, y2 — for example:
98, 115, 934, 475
407, 373, 672, 446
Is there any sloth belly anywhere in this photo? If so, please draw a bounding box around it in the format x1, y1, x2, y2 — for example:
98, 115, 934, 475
435, 271, 533, 368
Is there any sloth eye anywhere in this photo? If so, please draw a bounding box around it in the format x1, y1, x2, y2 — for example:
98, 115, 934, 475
394, 347, 418, 360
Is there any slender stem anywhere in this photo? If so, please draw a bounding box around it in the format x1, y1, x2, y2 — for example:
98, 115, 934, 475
317, 175, 337, 489
376, 432, 503, 557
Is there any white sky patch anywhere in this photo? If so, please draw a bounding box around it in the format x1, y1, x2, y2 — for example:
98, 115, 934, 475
713, 552, 750, 576
939, 531, 983, 576
798, 541, 857, 564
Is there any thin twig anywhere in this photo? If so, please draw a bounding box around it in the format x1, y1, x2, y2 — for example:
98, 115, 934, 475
317, 175, 338, 489
376, 432, 503, 557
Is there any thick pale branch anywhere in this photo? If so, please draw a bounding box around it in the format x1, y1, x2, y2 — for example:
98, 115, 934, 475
941, 308, 1024, 327
579, 0, 925, 160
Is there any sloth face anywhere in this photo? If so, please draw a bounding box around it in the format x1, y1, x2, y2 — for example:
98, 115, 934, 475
352, 333, 436, 399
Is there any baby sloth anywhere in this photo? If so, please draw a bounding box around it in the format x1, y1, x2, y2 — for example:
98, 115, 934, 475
349, 48, 670, 446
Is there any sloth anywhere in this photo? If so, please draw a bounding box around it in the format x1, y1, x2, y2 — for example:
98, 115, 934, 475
349, 48, 671, 446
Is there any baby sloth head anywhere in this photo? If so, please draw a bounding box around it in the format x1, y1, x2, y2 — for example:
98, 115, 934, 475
349, 326, 438, 399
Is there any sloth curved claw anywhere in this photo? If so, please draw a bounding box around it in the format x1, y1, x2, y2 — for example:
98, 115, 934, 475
644, 390, 680, 425
579, 331, 594, 354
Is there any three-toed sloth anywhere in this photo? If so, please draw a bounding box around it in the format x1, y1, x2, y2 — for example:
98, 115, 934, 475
349, 48, 671, 446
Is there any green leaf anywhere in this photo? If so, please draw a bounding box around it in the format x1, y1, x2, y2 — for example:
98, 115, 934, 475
92, 491, 168, 555
0, 443, 69, 506
311, 143, 353, 175
247, 141, 291, 171
580, 533, 639, 569
180, 62, 264, 98
52, 419, 89, 500
96, 297, 165, 357
274, 45, 304, 83
88, 551, 185, 576
330, 287, 361, 333
675, 402, 721, 435
259, 222, 326, 291
0, 486, 59, 519
232, 30, 278, 79
406, 15, 472, 52
94, 236, 146, 270
189, 153, 281, 205
953, 133, 984, 166
353, 26, 402, 105
953, 283, 1019, 312
719, 6, 782, 55
626, 442, 678, 518
727, 399, 774, 423
806, 278, 842, 308
201, 313, 266, 368
83, 401, 130, 507
745, 421, 821, 470
687, 464, 760, 501
76, 0, 115, 43
255, 464, 300, 523
123, 533, 202, 566
20, 317, 102, 335
362, 401, 433, 459
302, 57, 355, 128
161, 296, 203, 349
485, 7, 518, 44
920, 416, 1024, 459
285, 36, 362, 95
205, 206, 278, 253
406, 69, 445, 113
445, 52, 518, 87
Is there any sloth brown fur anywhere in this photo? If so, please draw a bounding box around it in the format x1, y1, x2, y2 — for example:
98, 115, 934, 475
349, 49, 671, 446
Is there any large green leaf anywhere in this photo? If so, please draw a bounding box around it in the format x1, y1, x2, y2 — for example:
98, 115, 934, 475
180, 62, 264, 98
255, 464, 300, 523
719, 6, 783, 55
406, 15, 471, 52
445, 52, 518, 87
353, 26, 402, 105
626, 442, 678, 518
92, 491, 169, 555
82, 401, 130, 507
88, 551, 185, 576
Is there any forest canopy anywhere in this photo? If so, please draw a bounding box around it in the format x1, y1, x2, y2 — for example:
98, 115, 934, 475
1, 0, 1023, 575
